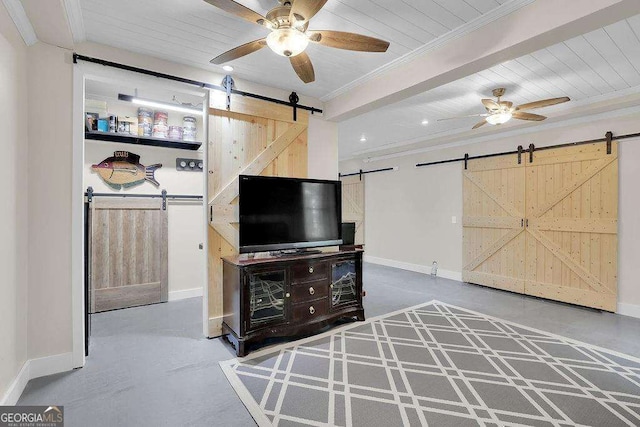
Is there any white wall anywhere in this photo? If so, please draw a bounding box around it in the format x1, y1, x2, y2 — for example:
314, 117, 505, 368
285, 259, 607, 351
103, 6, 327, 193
341, 111, 640, 316
83, 140, 205, 298
0, 4, 28, 404
27, 42, 74, 361
308, 116, 339, 180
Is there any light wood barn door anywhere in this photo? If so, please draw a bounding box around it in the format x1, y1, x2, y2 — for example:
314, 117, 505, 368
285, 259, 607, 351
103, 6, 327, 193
525, 142, 618, 311
207, 100, 308, 337
462, 155, 526, 293
90, 198, 168, 313
341, 175, 365, 245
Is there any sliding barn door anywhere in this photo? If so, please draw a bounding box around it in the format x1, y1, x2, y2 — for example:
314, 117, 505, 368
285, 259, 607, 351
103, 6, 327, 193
462, 155, 526, 293
341, 175, 365, 245
207, 99, 308, 337
462, 142, 618, 311
525, 142, 618, 311
89, 198, 168, 313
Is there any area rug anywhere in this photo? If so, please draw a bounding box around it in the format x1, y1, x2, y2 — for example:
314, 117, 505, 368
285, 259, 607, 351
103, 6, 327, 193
220, 301, 640, 426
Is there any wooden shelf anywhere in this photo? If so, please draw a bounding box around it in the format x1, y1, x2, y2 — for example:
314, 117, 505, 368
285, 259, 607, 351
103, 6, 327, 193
85, 131, 202, 151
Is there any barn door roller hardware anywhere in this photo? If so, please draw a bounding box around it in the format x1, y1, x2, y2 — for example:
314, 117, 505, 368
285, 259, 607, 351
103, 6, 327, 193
339, 166, 399, 179
84, 187, 203, 211
73, 54, 323, 121
415, 130, 636, 169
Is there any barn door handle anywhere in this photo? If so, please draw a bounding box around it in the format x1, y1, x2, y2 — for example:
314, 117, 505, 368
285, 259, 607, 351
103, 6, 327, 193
526, 219, 529, 227
521, 219, 524, 227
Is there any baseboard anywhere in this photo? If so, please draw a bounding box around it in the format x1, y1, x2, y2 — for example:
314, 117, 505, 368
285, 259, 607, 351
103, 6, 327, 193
1, 361, 30, 406
617, 302, 640, 320
0, 352, 74, 406
168, 287, 203, 301
364, 255, 463, 282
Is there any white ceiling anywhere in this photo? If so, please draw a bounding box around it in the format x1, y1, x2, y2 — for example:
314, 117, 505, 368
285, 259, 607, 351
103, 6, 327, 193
339, 15, 640, 160
78, 0, 513, 99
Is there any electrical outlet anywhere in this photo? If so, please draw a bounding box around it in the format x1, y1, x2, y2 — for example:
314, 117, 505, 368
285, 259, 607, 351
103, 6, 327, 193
451, 216, 457, 224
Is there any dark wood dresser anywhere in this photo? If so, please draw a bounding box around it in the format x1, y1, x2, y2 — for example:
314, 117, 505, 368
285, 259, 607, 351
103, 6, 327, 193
222, 249, 364, 356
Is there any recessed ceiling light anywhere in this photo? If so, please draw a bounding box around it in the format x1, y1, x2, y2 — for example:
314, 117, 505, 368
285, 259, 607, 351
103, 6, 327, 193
360, 135, 367, 143
222, 65, 234, 72
421, 119, 429, 126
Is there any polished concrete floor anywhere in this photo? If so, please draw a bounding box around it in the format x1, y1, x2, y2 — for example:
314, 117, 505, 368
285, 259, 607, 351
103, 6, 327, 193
18, 264, 640, 426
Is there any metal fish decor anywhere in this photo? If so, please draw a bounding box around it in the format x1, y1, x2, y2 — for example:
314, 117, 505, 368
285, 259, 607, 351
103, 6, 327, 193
91, 151, 162, 190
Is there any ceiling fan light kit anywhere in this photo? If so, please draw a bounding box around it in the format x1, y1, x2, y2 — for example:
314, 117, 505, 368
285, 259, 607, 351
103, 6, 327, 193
266, 28, 309, 57
205, 0, 390, 84
439, 88, 570, 130
485, 112, 512, 126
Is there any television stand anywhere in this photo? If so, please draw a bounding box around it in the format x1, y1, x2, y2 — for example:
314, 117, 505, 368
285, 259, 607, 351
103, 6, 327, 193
269, 248, 323, 257
222, 249, 365, 357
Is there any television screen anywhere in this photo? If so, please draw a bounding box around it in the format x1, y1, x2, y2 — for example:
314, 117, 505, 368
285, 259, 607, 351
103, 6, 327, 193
239, 175, 342, 253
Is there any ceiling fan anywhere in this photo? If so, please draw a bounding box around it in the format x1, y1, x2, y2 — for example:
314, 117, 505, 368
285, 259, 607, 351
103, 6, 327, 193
204, 0, 390, 84
439, 88, 570, 129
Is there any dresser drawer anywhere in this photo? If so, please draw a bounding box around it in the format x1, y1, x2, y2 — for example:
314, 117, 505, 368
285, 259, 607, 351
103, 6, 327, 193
291, 280, 328, 303
293, 298, 328, 321
291, 261, 328, 284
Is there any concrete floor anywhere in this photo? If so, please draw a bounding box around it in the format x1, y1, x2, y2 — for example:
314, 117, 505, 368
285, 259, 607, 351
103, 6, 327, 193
18, 263, 640, 426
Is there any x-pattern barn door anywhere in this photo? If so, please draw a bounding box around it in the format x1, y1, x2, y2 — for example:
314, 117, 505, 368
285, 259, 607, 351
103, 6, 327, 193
341, 175, 365, 245
462, 155, 526, 294
207, 100, 308, 337
463, 142, 618, 311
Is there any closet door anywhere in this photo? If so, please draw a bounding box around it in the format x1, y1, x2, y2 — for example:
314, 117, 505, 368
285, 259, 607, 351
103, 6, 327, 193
524, 142, 618, 311
90, 198, 168, 312
462, 155, 526, 293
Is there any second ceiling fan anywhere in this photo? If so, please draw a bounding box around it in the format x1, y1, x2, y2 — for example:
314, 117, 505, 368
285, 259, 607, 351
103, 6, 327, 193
205, 0, 390, 84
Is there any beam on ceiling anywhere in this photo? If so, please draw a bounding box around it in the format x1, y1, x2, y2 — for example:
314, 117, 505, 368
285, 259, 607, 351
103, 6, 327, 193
323, 0, 640, 122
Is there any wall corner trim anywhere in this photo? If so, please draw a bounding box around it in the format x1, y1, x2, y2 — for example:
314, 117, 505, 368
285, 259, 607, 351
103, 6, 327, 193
364, 255, 463, 282
0, 352, 75, 405
617, 302, 640, 320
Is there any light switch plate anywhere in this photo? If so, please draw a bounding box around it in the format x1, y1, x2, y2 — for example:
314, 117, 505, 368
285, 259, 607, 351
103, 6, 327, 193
451, 216, 457, 224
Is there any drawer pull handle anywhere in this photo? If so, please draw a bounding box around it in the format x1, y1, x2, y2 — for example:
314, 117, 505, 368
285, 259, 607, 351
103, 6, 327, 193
309, 306, 315, 315
309, 266, 314, 274
285, 293, 290, 298
309, 287, 315, 295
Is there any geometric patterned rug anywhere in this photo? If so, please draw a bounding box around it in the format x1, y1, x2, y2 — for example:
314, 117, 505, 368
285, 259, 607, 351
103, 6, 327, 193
220, 301, 640, 426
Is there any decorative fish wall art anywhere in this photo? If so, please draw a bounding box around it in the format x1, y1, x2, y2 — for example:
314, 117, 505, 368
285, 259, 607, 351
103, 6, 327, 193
91, 151, 162, 190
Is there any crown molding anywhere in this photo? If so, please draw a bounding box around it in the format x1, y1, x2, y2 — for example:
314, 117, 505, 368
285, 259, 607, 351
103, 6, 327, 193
2, 0, 37, 46
63, 0, 85, 43
319, 0, 535, 103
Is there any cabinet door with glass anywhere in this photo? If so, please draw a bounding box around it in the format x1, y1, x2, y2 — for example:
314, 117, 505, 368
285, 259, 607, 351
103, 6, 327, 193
247, 269, 288, 330
330, 260, 358, 309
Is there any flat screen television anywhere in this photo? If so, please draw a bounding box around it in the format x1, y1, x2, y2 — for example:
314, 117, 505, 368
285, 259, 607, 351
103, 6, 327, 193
239, 175, 343, 253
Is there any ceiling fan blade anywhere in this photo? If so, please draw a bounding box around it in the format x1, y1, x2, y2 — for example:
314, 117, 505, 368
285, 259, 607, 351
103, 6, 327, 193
203, 0, 271, 27
307, 30, 390, 52
482, 99, 500, 111
210, 39, 266, 64
290, 0, 327, 24
512, 111, 546, 121
499, 101, 513, 109
473, 120, 488, 130
516, 97, 570, 111
290, 52, 315, 83
437, 113, 489, 121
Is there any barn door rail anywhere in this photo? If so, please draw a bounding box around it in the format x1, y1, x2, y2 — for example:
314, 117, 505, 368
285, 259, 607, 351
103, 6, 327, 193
73, 54, 322, 121
339, 166, 399, 181
415, 130, 639, 169
85, 187, 203, 210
